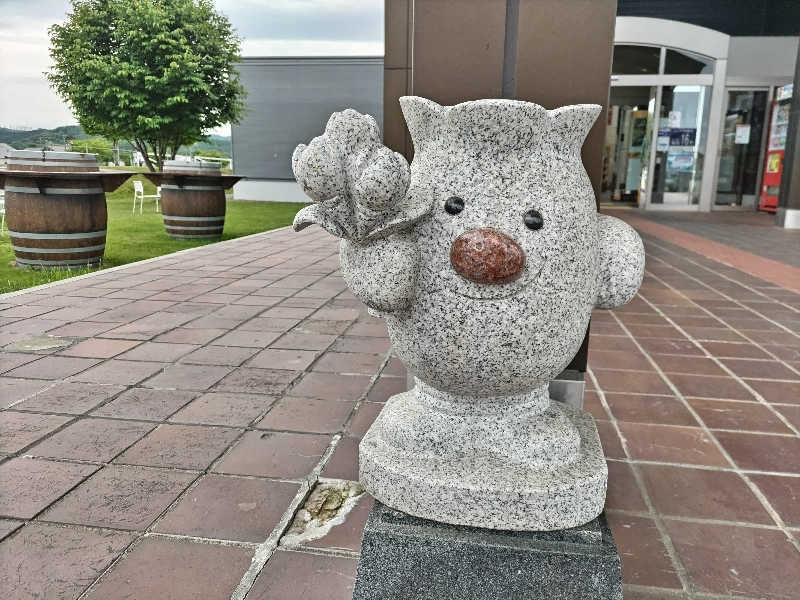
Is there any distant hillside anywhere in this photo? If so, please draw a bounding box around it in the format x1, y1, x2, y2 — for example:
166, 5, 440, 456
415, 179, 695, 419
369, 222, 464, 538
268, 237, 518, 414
0, 126, 231, 157
0, 125, 87, 150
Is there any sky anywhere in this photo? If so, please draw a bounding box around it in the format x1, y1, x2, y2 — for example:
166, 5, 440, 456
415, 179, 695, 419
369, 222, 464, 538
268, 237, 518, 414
0, 0, 383, 133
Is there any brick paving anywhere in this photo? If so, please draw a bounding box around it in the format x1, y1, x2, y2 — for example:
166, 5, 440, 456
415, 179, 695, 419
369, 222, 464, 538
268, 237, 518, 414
0, 216, 798, 599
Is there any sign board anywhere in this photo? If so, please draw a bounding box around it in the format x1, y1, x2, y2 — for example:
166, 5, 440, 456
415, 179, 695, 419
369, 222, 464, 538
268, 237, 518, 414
735, 124, 751, 145
656, 130, 670, 152
667, 153, 694, 172
669, 128, 696, 147
766, 152, 781, 174
668, 111, 681, 128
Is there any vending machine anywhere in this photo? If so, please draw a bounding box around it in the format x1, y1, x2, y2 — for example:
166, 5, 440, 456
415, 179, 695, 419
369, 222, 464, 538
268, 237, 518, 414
760, 84, 792, 213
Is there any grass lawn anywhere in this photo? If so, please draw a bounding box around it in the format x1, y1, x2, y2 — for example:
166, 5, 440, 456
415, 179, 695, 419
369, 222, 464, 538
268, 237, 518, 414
0, 170, 307, 294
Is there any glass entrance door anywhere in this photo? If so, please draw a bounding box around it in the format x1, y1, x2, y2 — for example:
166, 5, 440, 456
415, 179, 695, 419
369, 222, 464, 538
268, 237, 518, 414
601, 86, 657, 206
715, 90, 769, 208
651, 85, 712, 206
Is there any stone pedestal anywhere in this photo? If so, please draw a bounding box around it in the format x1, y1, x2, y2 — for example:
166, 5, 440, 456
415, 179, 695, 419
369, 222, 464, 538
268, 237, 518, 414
353, 502, 622, 600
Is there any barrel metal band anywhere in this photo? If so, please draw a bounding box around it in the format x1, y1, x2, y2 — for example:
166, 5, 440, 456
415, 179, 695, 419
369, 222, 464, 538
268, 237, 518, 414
162, 215, 225, 222
12, 244, 106, 254
165, 224, 224, 231
15, 257, 102, 266
160, 184, 224, 191
4, 186, 104, 195
8, 230, 107, 240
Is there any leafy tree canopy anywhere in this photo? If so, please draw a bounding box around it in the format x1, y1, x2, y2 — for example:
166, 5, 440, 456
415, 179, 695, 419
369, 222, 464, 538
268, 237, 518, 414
48, 0, 245, 171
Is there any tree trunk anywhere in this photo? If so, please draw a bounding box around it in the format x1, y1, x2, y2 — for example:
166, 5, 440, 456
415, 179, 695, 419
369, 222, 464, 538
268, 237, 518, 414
133, 139, 156, 172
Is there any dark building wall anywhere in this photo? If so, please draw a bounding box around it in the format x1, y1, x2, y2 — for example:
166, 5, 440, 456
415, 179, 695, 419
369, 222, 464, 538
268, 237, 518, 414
233, 57, 382, 180
618, 0, 800, 36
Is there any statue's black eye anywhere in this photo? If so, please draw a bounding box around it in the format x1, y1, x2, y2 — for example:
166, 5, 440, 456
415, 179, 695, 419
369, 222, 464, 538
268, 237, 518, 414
444, 196, 465, 215
524, 209, 544, 230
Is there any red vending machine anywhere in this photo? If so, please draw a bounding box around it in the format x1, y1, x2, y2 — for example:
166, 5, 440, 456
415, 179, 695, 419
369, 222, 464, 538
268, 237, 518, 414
760, 84, 792, 213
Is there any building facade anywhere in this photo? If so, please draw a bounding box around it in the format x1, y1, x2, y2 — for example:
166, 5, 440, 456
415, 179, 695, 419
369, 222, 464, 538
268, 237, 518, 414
232, 4, 797, 216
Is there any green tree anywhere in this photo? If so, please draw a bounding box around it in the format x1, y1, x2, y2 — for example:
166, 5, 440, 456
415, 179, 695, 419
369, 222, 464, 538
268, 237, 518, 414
47, 0, 245, 172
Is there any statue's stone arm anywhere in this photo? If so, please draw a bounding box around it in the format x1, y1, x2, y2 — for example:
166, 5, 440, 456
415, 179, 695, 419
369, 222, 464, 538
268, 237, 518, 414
595, 214, 645, 309
291, 109, 429, 313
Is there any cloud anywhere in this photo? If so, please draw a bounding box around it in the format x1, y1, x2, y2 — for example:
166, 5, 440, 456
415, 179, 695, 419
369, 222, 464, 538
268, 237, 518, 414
0, 0, 384, 129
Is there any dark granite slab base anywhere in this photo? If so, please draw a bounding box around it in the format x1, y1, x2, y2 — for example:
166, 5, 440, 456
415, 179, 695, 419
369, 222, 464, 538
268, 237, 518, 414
352, 501, 621, 600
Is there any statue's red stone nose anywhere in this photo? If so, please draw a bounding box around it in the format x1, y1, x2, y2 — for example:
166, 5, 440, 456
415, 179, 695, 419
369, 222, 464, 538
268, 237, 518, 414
450, 228, 525, 285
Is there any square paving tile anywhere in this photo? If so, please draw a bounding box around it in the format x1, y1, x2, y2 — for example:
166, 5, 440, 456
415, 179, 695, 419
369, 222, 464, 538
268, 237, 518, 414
154, 327, 226, 344
332, 336, 391, 354
248, 348, 319, 370
214, 367, 297, 394
13, 382, 125, 414
367, 376, 408, 402
154, 474, 298, 542
118, 341, 199, 362
238, 317, 301, 332
749, 474, 800, 527
0, 457, 97, 518
639, 464, 771, 523
312, 351, 384, 375
271, 332, 337, 351
651, 355, 726, 376
0, 411, 72, 453
0, 522, 134, 600
303, 492, 374, 552
605, 394, 697, 426
115, 424, 241, 470
0, 518, 23, 541
290, 372, 371, 401
606, 513, 681, 588
721, 359, 799, 381
169, 392, 275, 426
715, 431, 800, 473
744, 378, 800, 404
321, 436, 359, 480
665, 520, 800, 598
592, 369, 673, 395
617, 422, 730, 467
43, 464, 196, 530
28, 418, 154, 462
72, 359, 164, 386
0, 351, 39, 374
667, 373, 755, 400
82, 536, 252, 600
605, 461, 647, 512
595, 420, 626, 459
700, 342, 770, 359
211, 330, 283, 348
213, 431, 330, 478
686, 398, 793, 433
143, 363, 232, 390
5, 355, 101, 380
247, 549, 358, 600
91, 387, 197, 420
256, 397, 355, 433
587, 349, 653, 371
181, 345, 259, 366
347, 402, 384, 438
59, 338, 141, 359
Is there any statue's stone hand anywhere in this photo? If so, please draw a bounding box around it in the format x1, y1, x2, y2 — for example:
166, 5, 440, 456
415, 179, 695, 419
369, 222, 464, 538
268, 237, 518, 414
292, 108, 423, 242
595, 214, 645, 309
340, 234, 419, 313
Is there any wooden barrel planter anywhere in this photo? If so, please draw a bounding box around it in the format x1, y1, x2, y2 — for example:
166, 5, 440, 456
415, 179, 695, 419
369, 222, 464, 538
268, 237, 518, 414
145, 160, 243, 240
0, 151, 130, 269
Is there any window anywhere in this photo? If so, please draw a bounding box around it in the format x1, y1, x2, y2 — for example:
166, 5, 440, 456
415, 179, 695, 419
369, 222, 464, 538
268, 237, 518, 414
664, 49, 713, 75
612, 45, 661, 75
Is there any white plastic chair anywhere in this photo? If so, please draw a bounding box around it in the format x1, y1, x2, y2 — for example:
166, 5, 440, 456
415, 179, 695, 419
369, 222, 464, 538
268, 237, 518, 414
132, 180, 161, 214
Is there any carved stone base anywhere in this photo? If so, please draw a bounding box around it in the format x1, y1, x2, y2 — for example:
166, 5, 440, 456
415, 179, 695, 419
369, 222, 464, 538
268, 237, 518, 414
359, 383, 607, 531
352, 502, 622, 600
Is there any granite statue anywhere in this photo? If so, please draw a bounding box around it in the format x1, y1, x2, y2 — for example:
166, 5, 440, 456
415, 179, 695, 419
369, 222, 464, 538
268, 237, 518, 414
292, 97, 645, 530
